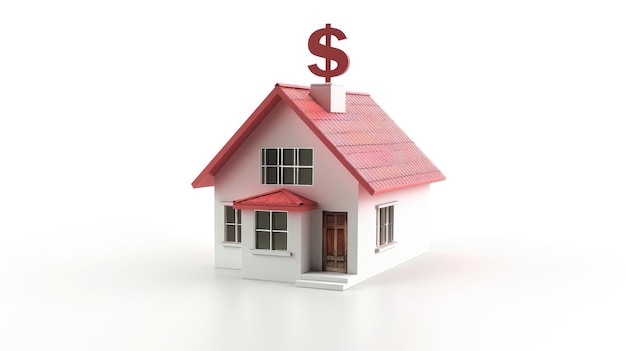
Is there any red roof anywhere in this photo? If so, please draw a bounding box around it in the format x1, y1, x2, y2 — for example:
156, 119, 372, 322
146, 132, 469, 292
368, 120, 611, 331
233, 188, 317, 212
192, 83, 445, 194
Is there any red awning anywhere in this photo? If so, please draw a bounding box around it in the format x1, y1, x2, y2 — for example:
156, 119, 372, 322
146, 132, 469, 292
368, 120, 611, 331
233, 188, 317, 212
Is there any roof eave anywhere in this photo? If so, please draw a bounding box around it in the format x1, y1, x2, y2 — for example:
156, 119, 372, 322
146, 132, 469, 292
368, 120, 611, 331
191, 170, 214, 188
233, 203, 318, 212
368, 175, 447, 195
190, 86, 283, 188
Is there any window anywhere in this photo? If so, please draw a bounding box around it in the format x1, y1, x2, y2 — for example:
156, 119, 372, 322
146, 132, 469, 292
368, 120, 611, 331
377, 205, 394, 247
261, 148, 313, 185
255, 211, 287, 250
224, 205, 241, 243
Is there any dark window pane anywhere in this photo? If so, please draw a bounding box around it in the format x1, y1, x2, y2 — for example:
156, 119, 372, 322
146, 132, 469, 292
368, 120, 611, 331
272, 212, 287, 230
283, 148, 295, 165
225, 206, 234, 223
384, 207, 390, 243
265, 149, 278, 165
266, 167, 278, 184
298, 168, 313, 185
256, 211, 270, 230
256, 231, 270, 249
226, 225, 236, 242
235, 225, 241, 242
299, 149, 313, 166
378, 208, 384, 245
377, 206, 394, 245
388, 206, 394, 241
283, 167, 295, 184
273, 232, 287, 250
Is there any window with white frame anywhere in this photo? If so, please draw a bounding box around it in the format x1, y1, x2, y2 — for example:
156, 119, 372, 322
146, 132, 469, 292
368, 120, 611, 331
255, 210, 287, 250
261, 148, 313, 185
376, 204, 395, 247
224, 205, 241, 243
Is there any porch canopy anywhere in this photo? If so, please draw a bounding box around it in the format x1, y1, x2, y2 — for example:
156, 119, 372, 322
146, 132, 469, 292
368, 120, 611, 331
233, 188, 317, 212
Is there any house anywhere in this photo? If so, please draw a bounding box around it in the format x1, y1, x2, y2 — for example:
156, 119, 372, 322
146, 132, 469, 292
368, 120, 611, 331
192, 83, 445, 290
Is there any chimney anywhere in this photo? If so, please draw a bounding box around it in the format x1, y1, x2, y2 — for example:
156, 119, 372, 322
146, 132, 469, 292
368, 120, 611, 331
309, 83, 346, 113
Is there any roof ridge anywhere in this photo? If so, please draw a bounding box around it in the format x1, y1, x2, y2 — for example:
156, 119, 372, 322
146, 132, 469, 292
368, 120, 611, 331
275, 82, 370, 96
275, 83, 309, 89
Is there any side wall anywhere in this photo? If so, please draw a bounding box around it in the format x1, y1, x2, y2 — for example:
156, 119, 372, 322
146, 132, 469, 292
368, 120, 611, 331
357, 184, 431, 277
214, 101, 359, 275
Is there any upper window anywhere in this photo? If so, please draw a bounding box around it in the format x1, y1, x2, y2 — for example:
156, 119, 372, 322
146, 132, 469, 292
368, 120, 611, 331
224, 205, 241, 243
255, 210, 288, 251
261, 148, 313, 185
377, 205, 394, 247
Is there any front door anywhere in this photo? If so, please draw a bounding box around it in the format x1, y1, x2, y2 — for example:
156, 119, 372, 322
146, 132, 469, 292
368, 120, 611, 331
322, 211, 347, 273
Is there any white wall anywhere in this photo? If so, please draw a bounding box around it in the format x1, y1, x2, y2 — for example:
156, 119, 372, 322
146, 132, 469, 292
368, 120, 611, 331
240, 211, 306, 282
213, 202, 242, 269
214, 100, 359, 276
300, 210, 312, 274
357, 184, 431, 276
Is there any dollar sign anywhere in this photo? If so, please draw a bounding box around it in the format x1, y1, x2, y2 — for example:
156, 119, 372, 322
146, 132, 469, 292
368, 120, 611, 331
308, 24, 350, 83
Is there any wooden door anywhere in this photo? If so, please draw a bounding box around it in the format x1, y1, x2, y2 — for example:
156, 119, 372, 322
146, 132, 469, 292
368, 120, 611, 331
323, 212, 347, 273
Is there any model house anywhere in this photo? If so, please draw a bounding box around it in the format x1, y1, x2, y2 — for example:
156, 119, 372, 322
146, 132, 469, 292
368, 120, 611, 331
192, 83, 445, 290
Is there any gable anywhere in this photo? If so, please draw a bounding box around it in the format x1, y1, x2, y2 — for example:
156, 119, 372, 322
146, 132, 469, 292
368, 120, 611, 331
192, 83, 445, 194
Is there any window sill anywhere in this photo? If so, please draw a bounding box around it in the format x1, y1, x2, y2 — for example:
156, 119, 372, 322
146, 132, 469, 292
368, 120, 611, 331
221, 242, 242, 248
375, 242, 398, 254
250, 249, 292, 257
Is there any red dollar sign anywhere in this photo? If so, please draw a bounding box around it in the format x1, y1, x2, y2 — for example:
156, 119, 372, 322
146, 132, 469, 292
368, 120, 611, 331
308, 24, 350, 83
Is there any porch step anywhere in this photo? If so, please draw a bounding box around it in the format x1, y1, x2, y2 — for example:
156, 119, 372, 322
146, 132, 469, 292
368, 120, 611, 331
295, 272, 361, 291
295, 279, 347, 291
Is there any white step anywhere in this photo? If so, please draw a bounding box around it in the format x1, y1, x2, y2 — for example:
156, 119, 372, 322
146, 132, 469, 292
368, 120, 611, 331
299, 272, 353, 284
295, 279, 347, 291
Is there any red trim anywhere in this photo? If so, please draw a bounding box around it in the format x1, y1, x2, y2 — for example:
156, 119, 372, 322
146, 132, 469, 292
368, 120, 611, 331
192, 87, 282, 188
233, 203, 317, 212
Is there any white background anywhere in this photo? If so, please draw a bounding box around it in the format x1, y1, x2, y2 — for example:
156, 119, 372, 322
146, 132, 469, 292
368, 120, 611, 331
1, 1, 625, 350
